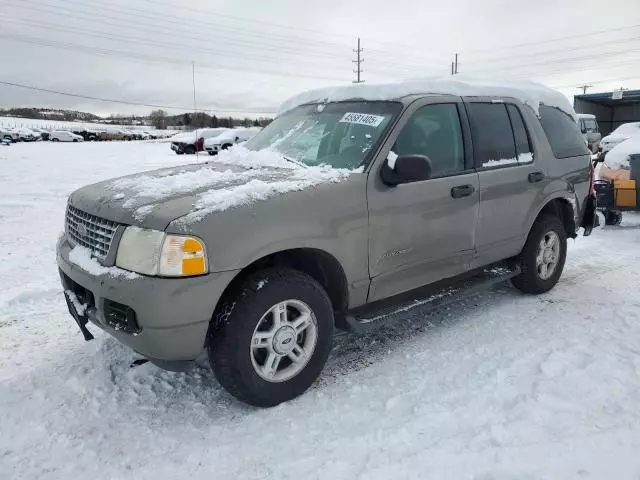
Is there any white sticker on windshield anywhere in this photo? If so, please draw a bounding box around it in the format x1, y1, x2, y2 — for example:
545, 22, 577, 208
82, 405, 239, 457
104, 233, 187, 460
339, 112, 385, 127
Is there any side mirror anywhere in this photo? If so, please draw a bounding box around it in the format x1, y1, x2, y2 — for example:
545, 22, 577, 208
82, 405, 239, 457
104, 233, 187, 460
380, 154, 432, 186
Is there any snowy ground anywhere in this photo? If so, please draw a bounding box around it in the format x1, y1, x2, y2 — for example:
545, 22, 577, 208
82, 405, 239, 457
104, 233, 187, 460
2, 141, 640, 479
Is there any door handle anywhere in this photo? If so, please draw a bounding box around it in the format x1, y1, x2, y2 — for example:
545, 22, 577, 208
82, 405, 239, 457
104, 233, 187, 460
451, 184, 475, 198
528, 171, 546, 183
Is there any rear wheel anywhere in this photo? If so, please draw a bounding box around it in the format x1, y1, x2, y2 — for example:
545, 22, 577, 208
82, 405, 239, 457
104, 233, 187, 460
185, 145, 196, 154
604, 210, 623, 226
209, 268, 334, 407
511, 215, 567, 294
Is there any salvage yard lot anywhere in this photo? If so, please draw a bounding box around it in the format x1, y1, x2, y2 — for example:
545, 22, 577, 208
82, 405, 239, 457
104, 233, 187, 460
2, 141, 640, 479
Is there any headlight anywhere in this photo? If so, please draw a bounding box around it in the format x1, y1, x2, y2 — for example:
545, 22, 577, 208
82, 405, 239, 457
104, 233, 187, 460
115, 227, 208, 277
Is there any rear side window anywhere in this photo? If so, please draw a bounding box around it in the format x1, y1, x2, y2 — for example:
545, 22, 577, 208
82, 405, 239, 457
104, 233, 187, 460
507, 104, 533, 163
466, 103, 517, 167
540, 106, 589, 158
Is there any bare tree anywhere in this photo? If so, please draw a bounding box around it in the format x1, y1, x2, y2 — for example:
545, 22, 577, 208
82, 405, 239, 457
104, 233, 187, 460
149, 109, 168, 130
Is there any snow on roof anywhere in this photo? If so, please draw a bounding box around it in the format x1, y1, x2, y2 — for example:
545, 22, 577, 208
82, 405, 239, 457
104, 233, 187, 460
606, 136, 640, 170
278, 76, 575, 119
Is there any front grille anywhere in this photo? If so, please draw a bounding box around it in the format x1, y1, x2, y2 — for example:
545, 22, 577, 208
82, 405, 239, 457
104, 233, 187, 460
66, 205, 119, 260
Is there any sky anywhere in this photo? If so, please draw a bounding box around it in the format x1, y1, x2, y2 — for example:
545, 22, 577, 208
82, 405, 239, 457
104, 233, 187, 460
1, 0, 639, 117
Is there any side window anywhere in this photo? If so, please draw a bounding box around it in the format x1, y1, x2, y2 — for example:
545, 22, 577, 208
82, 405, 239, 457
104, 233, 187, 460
540, 106, 590, 158
507, 104, 533, 163
466, 103, 517, 168
393, 103, 464, 177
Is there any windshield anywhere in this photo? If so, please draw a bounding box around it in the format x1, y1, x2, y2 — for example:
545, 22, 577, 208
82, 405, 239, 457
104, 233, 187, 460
244, 101, 402, 169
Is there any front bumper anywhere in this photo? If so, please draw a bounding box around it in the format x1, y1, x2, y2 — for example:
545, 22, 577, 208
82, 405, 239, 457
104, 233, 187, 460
56, 234, 238, 365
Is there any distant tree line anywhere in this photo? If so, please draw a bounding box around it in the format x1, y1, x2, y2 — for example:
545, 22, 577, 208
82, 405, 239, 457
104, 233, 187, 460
0, 108, 100, 122
0, 107, 273, 130
149, 109, 273, 130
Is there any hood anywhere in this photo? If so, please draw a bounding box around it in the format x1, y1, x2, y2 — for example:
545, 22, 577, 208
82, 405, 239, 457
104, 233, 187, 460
68, 150, 353, 231
602, 133, 631, 144
170, 132, 197, 143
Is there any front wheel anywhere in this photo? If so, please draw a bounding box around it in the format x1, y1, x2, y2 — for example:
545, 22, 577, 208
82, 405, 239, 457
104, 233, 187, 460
52, 138, 59, 142
511, 215, 567, 294
209, 268, 334, 407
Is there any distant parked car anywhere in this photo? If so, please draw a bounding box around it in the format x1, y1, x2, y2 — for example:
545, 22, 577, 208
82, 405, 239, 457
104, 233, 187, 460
600, 122, 640, 153
204, 127, 262, 155
17, 129, 39, 142
50, 131, 84, 142
0, 128, 19, 142
577, 114, 601, 153
101, 130, 126, 141
170, 128, 229, 154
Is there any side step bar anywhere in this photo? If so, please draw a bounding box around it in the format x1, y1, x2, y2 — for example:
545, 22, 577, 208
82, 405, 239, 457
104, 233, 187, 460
343, 263, 521, 334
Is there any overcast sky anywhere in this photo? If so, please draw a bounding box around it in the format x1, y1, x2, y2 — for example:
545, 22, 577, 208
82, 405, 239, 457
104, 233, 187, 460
1, 0, 639, 117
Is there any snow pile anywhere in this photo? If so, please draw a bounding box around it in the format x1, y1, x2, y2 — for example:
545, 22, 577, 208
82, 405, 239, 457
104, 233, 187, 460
182, 165, 352, 222
68, 245, 139, 279
606, 136, 640, 170
482, 157, 519, 168
5, 141, 640, 479
279, 76, 575, 119
214, 144, 294, 169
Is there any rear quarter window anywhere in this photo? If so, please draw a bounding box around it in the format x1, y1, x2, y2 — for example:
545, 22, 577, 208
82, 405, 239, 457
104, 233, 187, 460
540, 106, 589, 158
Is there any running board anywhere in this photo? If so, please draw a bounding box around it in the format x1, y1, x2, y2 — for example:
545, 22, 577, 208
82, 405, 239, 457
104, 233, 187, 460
343, 263, 521, 334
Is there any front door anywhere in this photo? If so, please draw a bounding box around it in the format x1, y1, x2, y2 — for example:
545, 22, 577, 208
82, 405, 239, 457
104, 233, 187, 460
367, 98, 480, 302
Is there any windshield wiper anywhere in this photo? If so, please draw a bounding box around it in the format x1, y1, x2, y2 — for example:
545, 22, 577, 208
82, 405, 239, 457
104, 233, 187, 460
282, 155, 308, 168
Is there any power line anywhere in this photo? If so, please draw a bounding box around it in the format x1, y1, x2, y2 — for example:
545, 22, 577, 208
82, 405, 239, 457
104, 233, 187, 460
464, 47, 640, 74
0, 32, 349, 82
463, 23, 640, 54
0, 80, 277, 114
0, 3, 349, 64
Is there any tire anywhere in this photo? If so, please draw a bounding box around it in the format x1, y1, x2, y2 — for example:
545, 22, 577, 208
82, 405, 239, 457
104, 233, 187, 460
175, 150, 184, 155
73, 139, 78, 142
209, 268, 334, 407
511, 215, 567, 294
221, 143, 232, 150
604, 210, 623, 226
185, 145, 196, 154
52, 138, 59, 142
207, 151, 215, 156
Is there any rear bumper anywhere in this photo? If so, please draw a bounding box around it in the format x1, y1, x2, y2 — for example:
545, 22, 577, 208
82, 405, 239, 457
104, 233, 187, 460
56, 234, 239, 363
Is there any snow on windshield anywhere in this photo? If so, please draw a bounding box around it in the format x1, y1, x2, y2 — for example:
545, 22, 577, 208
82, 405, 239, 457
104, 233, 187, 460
279, 76, 575, 119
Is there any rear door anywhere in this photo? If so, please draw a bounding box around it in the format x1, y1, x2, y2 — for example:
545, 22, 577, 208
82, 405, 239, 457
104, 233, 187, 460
367, 97, 480, 301
465, 100, 546, 267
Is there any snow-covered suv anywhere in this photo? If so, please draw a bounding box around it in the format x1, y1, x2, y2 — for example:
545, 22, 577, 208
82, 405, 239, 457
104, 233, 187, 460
204, 127, 262, 155
57, 78, 596, 407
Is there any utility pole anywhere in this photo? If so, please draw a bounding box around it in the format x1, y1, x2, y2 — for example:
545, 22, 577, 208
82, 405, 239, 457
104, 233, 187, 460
352, 37, 364, 83
451, 61, 455, 75
577, 84, 593, 95
454, 53, 459, 75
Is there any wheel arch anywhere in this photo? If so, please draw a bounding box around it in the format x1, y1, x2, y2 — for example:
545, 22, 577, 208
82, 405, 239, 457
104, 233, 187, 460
211, 247, 349, 328
529, 196, 577, 239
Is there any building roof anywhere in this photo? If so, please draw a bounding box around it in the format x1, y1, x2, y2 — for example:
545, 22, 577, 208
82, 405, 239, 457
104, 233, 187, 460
574, 89, 640, 107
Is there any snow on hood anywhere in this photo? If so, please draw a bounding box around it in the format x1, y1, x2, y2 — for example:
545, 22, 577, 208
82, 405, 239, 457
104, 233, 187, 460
104, 146, 354, 223
278, 75, 575, 119
606, 136, 640, 170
